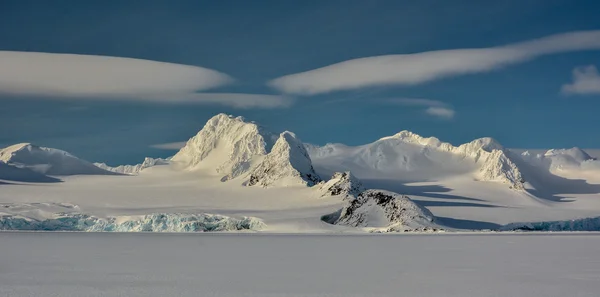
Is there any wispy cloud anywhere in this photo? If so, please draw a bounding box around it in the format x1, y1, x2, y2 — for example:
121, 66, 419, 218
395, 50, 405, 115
561, 65, 600, 95
269, 30, 600, 95
384, 98, 455, 119
0, 51, 290, 108
150, 141, 187, 150
425, 107, 455, 119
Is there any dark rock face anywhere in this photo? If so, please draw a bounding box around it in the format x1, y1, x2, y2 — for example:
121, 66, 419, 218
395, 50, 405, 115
322, 189, 440, 232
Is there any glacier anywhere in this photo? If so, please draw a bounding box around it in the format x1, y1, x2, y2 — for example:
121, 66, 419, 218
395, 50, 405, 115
0, 213, 265, 232
501, 216, 600, 231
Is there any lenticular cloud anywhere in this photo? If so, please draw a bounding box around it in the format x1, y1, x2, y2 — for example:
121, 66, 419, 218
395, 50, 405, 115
0, 51, 233, 97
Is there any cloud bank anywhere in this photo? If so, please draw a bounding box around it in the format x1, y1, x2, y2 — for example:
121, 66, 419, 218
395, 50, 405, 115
0, 51, 289, 108
385, 98, 455, 119
562, 65, 600, 95
269, 30, 600, 95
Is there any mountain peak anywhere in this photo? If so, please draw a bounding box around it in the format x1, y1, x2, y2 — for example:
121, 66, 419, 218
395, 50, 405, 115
172, 113, 276, 181
248, 131, 321, 187
319, 171, 365, 199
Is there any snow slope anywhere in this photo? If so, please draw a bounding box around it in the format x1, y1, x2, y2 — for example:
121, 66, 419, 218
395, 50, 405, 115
0, 161, 60, 183
0, 143, 115, 176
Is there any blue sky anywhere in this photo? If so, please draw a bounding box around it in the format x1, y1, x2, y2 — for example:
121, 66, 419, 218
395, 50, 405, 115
1, 0, 600, 165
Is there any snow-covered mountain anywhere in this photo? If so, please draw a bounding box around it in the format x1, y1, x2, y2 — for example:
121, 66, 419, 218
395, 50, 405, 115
171, 114, 320, 187
172, 114, 277, 181
0, 143, 115, 176
3, 113, 600, 233
95, 157, 169, 175
307, 131, 524, 190
247, 131, 321, 187
322, 189, 440, 232
519, 147, 599, 171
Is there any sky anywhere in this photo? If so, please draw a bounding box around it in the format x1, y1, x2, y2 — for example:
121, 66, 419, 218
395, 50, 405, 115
1, 0, 600, 165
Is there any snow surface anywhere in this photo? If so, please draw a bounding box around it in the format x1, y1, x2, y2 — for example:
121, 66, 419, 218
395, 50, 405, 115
2, 233, 600, 297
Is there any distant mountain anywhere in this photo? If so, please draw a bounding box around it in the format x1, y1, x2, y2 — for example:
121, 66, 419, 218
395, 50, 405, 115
307, 131, 524, 190
95, 157, 169, 175
0, 143, 115, 176
519, 147, 599, 170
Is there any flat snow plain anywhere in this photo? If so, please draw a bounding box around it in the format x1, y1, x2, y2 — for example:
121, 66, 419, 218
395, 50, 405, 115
1, 232, 600, 297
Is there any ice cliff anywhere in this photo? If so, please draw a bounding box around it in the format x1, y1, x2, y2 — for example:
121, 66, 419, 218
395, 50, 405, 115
0, 212, 265, 232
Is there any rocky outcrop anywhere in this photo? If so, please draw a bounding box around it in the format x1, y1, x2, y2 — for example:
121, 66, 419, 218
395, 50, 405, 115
322, 189, 440, 232
319, 171, 365, 199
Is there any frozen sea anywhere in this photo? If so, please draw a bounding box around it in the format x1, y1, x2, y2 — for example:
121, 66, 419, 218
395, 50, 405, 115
1, 233, 600, 297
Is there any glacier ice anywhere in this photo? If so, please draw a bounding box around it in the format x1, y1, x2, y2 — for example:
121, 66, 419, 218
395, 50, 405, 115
0, 213, 265, 232
501, 216, 600, 232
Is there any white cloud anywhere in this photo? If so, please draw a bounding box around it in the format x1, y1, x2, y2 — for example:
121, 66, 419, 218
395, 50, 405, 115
384, 98, 455, 119
150, 141, 187, 150
269, 30, 600, 95
561, 65, 600, 95
425, 107, 455, 119
0, 51, 291, 108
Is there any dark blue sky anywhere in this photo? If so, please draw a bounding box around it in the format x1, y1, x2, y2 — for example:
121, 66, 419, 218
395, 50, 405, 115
1, 0, 600, 165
